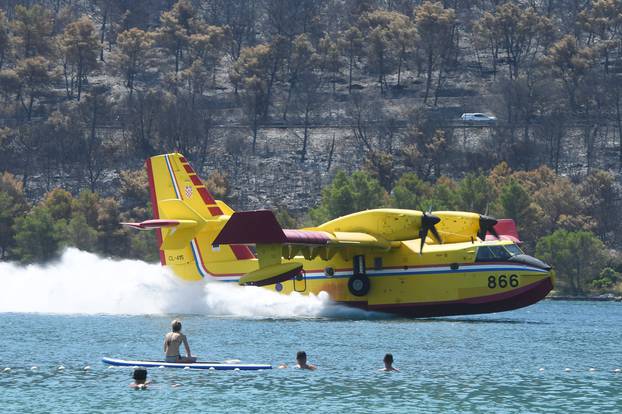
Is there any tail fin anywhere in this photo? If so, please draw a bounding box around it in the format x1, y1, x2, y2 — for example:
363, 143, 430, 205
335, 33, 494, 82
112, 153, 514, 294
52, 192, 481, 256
143, 153, 254, 281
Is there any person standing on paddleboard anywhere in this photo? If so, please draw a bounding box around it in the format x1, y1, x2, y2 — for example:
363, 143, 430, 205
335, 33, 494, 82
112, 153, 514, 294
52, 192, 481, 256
164, 319, 197, 363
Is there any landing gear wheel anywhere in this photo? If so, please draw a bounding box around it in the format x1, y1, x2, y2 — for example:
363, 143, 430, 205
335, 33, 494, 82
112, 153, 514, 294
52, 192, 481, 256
348, 275, 370, 297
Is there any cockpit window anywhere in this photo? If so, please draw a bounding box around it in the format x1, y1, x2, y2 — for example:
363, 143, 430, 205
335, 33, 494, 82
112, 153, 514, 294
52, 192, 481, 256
476, 246, 512, 262
505, 243, 524, 256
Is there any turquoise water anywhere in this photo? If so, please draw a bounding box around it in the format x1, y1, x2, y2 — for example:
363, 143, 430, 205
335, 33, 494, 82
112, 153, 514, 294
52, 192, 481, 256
0, 250, 621, 413
1, 302, 622, 413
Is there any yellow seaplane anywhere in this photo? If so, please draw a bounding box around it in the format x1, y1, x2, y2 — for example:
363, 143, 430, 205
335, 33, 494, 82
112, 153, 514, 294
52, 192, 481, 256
124, 153, 553, 317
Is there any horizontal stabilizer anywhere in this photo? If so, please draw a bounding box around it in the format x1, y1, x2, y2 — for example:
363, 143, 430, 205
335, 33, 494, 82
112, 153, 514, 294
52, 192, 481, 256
486, 219, 521, 243
239, 262, 303, 286
123, 218, 202, 251
122, 219, 181, 230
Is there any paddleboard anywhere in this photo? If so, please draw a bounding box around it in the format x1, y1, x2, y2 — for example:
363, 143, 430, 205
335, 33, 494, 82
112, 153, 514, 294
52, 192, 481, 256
102, 357, 271, 370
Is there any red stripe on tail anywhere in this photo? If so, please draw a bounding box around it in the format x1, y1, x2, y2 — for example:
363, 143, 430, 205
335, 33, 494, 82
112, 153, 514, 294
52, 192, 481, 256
146, 158, 166, 265
197, 187, 216, 204
208, 206, 224, 216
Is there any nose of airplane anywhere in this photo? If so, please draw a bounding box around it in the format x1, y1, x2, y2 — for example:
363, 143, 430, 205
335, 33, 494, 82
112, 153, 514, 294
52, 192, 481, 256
508, 254, 552, 271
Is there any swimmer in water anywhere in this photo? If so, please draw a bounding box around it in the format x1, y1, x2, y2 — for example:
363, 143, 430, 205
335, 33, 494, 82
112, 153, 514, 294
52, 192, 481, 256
129, 367, 150, 389
380, 353, 399, 371
164, 319, 197, 363
295, 351, 317, 370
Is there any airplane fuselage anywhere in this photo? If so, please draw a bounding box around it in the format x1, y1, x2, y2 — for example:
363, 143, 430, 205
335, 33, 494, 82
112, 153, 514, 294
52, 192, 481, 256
172, 238, 553, 317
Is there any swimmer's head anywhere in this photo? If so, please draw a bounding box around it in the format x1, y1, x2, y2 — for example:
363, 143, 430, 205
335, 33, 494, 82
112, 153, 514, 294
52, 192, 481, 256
171, 319, 182, 332
383, 353, 394, 364
133, 367, 147, 381
296, 351, 307, 363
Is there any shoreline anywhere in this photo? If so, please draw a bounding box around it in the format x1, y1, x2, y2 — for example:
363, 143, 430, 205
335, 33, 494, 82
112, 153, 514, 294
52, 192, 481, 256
546, 295, 622, 302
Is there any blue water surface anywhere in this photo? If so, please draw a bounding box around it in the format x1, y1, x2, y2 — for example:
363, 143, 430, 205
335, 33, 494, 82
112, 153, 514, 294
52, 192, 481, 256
1, 300, 621, 413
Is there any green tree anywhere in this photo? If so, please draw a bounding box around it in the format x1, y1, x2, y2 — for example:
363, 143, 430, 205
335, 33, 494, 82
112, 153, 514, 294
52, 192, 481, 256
544, 35, 595, 112
41, 188, 74, 222
127, 230, 159, 262
428, 176, 460, 210
188, 24, 228, 86
64, 213, 98, 252
494, 178, 542, 243
310, 170, 386, 223
401, 124, 447, 180
536, 229, 608, 295
230, 43, 274, 153
591, 267, 619, 290
77, 85, 114, 191
414, 2, 456, 103
13, 206, 64, 263
15, 56, 53, 120
337, 26, 363, 93
0, 10, 10, 69
274, 206, 297, 228
479, 3, 552, 80
0, 173, 28, 258
60, 16, 100, 101
112, 28, 154, 99
118, 169, 150, 209
282, 33, 320, 120
157, 0, 197, 74
457, 172, 494, 213
12, 5, 53, 59
578, 0, 622, 74
513, 166, 587, 237
96, 197, 129, 256
391, 172, 432, 209
474, 10, 503, 77
318, 33, 342, 94
72, 190, 101, 228
579, 170, 619, 242
360, 10, 413, 93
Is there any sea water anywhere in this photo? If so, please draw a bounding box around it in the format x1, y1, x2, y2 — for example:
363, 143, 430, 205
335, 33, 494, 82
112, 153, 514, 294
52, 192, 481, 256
0, 249, 620, 413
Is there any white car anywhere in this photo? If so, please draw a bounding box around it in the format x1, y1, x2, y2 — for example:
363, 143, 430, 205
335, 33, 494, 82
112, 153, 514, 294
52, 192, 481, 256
460, 113, 497, 123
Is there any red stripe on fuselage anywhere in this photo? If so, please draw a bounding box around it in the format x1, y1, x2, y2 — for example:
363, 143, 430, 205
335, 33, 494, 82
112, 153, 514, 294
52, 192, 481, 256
146, 158, 166, 266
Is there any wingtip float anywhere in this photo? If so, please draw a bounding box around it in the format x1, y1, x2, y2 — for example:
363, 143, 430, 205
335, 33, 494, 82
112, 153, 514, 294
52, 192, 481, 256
123, 153, 553, 318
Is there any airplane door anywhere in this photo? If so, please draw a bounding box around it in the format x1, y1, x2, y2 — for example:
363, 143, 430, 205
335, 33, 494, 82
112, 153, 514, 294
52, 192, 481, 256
294, 269, 306, 292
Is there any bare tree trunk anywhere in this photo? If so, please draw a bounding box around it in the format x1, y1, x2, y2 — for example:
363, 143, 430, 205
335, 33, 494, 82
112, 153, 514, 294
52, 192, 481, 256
327, 133, 335, 171
252, 110, 258, 154
87, 95, 99, 191
397, 51, 403, 87
616, 88, 622, 170
424, 50, 433, 104
348, 51, 353, 93
63, 62, 71, 98
100, 6, 108, 62
300, 105, 309, 162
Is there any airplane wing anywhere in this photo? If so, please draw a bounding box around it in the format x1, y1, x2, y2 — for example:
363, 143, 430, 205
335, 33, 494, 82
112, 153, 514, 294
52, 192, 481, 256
212, 210, 394, 286
212, 210, 393, 252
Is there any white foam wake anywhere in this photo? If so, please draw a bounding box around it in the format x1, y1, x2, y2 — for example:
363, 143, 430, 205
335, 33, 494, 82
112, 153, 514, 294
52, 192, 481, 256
0, 248, 377, 318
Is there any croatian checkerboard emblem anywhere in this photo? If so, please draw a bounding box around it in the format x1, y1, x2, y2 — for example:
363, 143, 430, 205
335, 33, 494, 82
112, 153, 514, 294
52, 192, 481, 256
185, 185, 193, 198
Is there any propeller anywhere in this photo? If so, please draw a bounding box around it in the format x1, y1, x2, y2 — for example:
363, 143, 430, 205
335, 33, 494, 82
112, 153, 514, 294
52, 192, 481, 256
419, 208, 442, 254
478, 214, 499, 241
